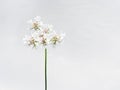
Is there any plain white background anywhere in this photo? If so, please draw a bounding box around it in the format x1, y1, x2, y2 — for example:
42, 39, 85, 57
0, 0, 120, 90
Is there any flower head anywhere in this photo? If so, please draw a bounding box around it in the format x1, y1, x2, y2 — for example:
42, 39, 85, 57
24, 16, 65, 48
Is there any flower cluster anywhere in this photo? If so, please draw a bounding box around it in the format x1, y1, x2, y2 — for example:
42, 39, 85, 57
23, 16, 65, 48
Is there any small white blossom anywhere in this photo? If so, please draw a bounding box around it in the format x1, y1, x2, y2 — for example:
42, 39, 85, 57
40, 37, 49, 46
42, 24, 53, 34
23, 33, 39, 48
50, 33, 65, 45
28, 16, 43, 31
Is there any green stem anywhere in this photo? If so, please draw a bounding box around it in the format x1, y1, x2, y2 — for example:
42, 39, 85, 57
45, 48, 47, 90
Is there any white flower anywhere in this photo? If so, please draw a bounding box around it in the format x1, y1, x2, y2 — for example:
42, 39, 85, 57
28, 16, 43, 31
23, 33, 39, 48
42, 24, 53, 34
50, 33, 65, 45
40, 37, 49, 46
37, 31, 50, 46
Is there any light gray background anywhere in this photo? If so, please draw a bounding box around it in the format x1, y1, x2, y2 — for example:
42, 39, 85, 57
0, 0, 120, 90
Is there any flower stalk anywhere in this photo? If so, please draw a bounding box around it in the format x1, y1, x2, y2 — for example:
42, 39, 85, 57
45, 48, 47, 90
